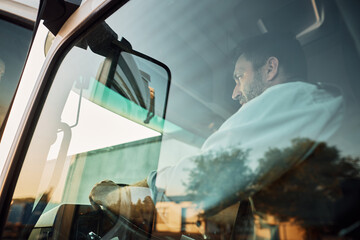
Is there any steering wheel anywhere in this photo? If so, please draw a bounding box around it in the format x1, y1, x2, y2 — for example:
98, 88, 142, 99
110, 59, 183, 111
89, 184, 157, 240
89, 203, 155, 240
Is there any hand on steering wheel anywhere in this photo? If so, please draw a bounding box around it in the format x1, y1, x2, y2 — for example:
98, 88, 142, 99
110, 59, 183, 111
89, 180, 155, 227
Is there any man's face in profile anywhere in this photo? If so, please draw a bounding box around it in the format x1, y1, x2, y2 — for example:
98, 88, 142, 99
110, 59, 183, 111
232, 55, 266, 105
0, 60, 5, 82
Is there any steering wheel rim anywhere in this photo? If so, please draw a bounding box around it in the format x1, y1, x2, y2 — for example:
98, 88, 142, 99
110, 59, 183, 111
95, 202, 157, 240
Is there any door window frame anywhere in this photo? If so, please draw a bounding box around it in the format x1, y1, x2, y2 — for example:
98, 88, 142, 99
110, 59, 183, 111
0, 0, 129, 233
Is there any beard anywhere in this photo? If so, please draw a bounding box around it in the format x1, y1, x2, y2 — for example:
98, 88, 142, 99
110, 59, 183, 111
241, 70, 267, 105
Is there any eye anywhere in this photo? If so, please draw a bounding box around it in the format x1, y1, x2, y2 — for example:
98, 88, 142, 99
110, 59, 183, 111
234, 73, 244, 82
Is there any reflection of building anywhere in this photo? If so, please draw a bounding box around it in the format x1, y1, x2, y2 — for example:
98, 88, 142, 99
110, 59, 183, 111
153, 199, 241, 239
153, 200, 313, 240
253, 215, 306, 240
3, 198, 34, 239
155, 201, 204, 234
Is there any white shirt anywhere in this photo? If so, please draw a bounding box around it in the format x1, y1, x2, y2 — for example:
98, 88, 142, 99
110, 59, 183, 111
150, 81, 344, 210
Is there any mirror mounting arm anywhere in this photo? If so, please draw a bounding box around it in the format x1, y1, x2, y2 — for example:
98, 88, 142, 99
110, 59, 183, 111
144, 87, 155, 124
38, 0, 82, 36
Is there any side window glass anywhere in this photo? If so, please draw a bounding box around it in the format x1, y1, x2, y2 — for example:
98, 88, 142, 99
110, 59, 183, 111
3, 0, 360, 240
0, 18, 32, 127
3, 19, 173, 240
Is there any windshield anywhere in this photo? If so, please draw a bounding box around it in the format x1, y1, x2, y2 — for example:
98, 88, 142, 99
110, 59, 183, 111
3, 0, 360, 240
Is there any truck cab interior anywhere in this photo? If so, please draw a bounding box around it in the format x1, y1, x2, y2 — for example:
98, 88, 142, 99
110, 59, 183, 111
2, 0, 360, 239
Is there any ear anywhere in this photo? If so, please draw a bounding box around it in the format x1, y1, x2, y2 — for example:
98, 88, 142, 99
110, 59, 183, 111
264, 56, 279, 82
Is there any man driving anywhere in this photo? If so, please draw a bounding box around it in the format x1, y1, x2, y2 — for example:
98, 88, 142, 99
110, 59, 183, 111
89, 32, 344, 223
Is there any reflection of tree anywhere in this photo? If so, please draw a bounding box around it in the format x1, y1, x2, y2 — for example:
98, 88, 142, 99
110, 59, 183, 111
184, 138, 360, 237
252, 138, 360, 235
127, 196, 155, 233
185, 148, 255, 212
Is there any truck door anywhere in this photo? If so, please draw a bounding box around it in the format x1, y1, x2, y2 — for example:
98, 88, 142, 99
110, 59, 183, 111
1, 0, 360, 239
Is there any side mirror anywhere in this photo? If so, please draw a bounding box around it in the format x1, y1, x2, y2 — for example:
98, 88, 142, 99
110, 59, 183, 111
99, 49, 171, 123
84, 23, 171, 122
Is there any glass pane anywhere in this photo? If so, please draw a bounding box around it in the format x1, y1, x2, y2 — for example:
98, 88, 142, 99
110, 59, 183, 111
0, 19, 32, 126
4, 0, 360, 240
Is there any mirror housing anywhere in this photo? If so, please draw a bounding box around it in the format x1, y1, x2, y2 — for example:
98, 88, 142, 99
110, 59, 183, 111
39, 0, 82, 36
83, 23, 171, 122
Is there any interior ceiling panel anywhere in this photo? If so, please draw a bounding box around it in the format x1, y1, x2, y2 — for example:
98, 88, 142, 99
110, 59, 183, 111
106, 0, 335, 140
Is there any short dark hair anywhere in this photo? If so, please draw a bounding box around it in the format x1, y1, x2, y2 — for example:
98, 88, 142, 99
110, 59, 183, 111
236, 32, 307, 80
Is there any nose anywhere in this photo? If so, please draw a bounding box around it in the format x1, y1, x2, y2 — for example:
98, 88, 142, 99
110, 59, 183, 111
232, 83, 241, 100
